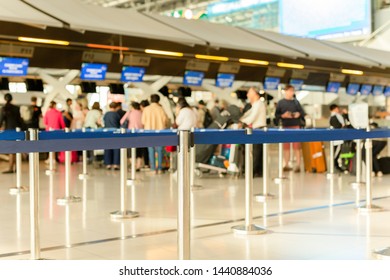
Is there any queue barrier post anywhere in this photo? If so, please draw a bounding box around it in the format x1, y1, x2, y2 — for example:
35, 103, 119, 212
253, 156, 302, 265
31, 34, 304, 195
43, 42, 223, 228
177, 130, 191, 259
78, 128, 90, 180
57, 128, 82, 205
111, 128, 139, 219
28, 129, 41, 259
232, 128, 267, 235
359, 127, 383, 213
45, 128, 56, 175
326, 130, 340, 179
274, 126, 287, 183
9, 127, 29, 195
256, 128, 275, 202
127, 128, 139, 186
190, 127, 202, 190
350, 139, 365, 190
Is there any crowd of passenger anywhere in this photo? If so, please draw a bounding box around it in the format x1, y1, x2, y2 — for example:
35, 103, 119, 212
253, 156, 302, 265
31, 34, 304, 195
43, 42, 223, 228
1, 84, 387, 177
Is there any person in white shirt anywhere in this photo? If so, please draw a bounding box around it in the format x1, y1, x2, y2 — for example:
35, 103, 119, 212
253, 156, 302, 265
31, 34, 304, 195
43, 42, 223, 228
240, 88, 267, 129
84, 102, 102, 129
240, 87, 267, 177
175, 98, 197, 130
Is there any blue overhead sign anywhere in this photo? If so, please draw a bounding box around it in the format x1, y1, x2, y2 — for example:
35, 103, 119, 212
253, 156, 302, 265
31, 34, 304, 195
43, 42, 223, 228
372, 85, 384, 96
121, 66, 145, 82
384, 86, 390, 97
264, 77, 280, 90
216, 73, 235, 88
346, 83, 360, 95
0, 57, 29, 76
326, 82, 341, 93
80, 63, 107, 81
289, 79, 304, 91
360, 84, 372, 95
183, 71, 204, 86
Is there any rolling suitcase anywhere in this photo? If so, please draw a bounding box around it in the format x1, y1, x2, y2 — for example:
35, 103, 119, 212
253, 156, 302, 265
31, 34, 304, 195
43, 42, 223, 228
301, 142, 327, 173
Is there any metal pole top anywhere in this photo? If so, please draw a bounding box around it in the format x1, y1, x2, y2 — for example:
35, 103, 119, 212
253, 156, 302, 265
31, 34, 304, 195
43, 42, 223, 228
245, 127, 253, 135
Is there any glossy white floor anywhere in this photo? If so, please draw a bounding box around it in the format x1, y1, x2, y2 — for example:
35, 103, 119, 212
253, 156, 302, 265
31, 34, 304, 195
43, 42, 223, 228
1, 149, 390, 260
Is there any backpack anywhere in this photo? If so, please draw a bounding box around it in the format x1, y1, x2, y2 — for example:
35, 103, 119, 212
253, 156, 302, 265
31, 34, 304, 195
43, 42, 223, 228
203, 109, 213, 128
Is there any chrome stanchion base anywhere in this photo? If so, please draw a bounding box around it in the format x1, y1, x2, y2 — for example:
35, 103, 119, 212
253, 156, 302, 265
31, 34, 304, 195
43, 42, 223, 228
110, 210, 139, 219
57, 196, 82, 205
254, 193, 275, 203
78, 173, 90, 180
373, 247, 390, 259
231, 224, 267, 235
326, 173, 340, 179
127, 179, 142, 186
45, 169, 56, 175
9, 186, 29, 195
191, 184, 203, 190
358, 204, 384, 213
273, 177, 287, 184
350, 182, 366, 190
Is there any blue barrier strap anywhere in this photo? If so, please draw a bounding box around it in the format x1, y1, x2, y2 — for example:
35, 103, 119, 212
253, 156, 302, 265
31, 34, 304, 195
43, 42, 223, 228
0, 134, 178, 153
0, 131, 25, 141
38, 129, 177, 140
0, 128, 389, 154
194, 128, 390, 145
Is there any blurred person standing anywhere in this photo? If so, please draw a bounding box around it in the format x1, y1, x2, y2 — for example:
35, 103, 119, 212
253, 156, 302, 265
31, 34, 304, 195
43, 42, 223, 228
0, 93, 24, 173
29, 96, 42, 129
175, 98, 197, 130
275, 85, 305, 172
329, 104, 347, 172
84, 102, 102, 129
240, 87, 267, 177
63, 98, 73, 128
120, 102, 143, 170
141, 94, 168, 174
43, 101, 65, 130
103, 102, 121, 170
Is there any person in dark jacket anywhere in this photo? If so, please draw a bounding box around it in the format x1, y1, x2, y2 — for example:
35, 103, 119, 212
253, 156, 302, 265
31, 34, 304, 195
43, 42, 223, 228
329, 104, 347, 172
103, 102, 121, 170
0, 93, 24, 173
275, 85, 305, 172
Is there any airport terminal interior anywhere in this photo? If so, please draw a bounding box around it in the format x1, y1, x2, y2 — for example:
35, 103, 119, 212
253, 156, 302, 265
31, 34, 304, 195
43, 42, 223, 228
1, 0, 390, 260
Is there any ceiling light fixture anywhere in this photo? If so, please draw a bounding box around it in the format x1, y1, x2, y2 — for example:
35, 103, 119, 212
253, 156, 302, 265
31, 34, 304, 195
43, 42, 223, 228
277, 62, 305, 69
86, 43, 129, 51
195, 54, 229, 61
239, 58, 269, 66
341, 69, 364, 75
145, 49, 184, 57
18, 37, 69, 46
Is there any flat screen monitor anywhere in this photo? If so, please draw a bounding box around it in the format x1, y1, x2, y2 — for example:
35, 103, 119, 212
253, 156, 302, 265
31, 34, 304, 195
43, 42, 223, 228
0, 57, 29, 76
80, 63, 107, 81
289, 79, 304, 91
109, 83, 125, 95
80, 82, 97, 93
326, 82, 341, 93
0, 77, 9, 90
372, 85, 384, 96
360, 84, 372, 95
263, 77, 280, 90
120, 66, 145, 82
280, 0, 371, 40
216, 73, 235, 88
26, 79, 44, 91
177, 87, 192, 97
346, 83, 360, 95
183, 71, 204, 86
384, 86, 390, 97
